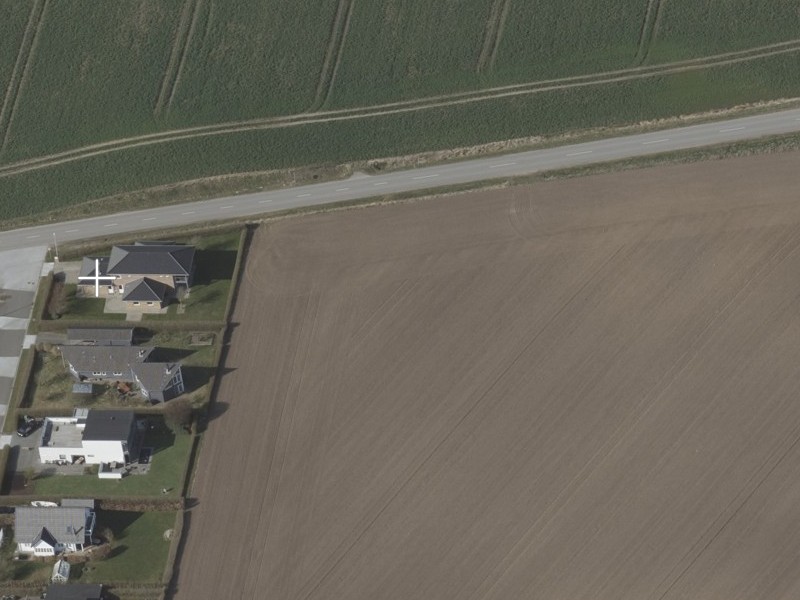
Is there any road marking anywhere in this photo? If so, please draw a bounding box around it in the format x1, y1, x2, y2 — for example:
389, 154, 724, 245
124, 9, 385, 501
489, 162, 517, 169
182, 211, 195, 215
566, 150, 592, 156
26, 235, 39, 239
719, 126, 745, 132
642, 138, 670, 145
297, 193, 311, 198
373, 182, 388, 186
143, 217, 156, 221
65, 229, 79, 233
413, 174, 439, 180
220, 205, 233, 210
335, 187, 350, 191
258, 199, 272, 204
104, 223, 118, 227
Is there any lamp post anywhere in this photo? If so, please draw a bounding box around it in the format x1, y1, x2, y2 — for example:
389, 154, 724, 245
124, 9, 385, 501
52, 232, 59, 262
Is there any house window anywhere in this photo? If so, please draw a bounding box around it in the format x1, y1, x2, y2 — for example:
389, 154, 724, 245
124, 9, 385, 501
92, 371, 105, 376
147, 302, 154, 306
59, 455, 66, 460
133, 301, 140, 306
112, 371, 123, 376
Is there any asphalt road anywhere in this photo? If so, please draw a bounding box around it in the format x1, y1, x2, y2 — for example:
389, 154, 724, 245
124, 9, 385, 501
2, 107, 800, 252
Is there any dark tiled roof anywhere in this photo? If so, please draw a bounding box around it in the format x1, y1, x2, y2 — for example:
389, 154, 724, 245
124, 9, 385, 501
61, 346, 151, 375
107, 244, 194, 276
15, 507, 90, 545
122, 278, 170, 302
133, 363, 181, 394
82, 410, 136, 442
44, 583, 104, 600
67, 328, 134, 344
78, 257, 111, 278
34, 526, 58, 547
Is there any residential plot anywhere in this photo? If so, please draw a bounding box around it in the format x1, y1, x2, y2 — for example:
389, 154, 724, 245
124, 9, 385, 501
174, 152, 800, 599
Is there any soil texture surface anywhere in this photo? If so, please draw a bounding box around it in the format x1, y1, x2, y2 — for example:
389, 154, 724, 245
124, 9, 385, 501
173, 152, 800, 600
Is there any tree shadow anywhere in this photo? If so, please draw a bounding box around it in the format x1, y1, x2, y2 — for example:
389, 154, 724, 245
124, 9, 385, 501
107, 543, 128, 559
98, 509, 143, 538
149, 347, 195, 363
193, 250, 237, 285
206, 401, 228, 424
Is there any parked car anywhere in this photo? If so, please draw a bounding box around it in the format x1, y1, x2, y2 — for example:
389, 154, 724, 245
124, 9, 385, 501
16, 417, 41, 437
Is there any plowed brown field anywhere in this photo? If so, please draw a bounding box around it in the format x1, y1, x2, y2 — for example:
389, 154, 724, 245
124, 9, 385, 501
173, 152, 800, 600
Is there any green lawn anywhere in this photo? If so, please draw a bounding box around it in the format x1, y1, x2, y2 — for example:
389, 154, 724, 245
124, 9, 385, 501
54, 283, 126, 321
33, 421, 192, 498
77, 510, 176, 582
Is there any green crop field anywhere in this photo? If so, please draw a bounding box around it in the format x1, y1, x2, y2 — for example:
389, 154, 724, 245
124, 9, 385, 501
0, 0, 799, 227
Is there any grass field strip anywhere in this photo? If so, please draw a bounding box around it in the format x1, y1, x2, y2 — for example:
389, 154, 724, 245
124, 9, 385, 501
477, 0, 512, 72
155, 0, 203, 116
634, 0, 664, 65
311, 0, 354, 111
0, 0, 46, 157
0, 37, 799, 180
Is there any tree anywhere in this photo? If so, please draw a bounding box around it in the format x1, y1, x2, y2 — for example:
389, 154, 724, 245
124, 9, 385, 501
163, 398, 194, 434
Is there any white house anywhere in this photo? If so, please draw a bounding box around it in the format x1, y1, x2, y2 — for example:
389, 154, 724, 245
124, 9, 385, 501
39, 410, 137, 466
15, 506, 95, 556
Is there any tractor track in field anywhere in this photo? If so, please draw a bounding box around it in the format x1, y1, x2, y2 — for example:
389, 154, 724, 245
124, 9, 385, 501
0, 0, 47, 157
310, 0, 355, 111
1, 37, 800, 179
155, 0, 201, 116
477, 0, 512, 72
635, 0, 664, 65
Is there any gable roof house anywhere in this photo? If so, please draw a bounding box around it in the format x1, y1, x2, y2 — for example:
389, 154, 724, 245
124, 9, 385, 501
60, 346, 184, 402
77, 242, 195, 311
15, 506, 95, 556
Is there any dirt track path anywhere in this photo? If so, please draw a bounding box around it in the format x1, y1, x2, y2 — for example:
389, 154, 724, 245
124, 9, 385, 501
1, 38, 799, 178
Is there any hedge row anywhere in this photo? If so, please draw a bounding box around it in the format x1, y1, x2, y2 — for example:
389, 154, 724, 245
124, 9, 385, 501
161, 508, 186, 586
2, 348, 36, 434
37, 318, 226, 333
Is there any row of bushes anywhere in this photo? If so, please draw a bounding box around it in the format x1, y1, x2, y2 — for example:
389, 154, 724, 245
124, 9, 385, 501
2, 348, 36, 434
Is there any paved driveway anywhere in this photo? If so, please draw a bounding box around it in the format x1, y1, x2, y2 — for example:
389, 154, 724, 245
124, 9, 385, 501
0, 247, 47, 436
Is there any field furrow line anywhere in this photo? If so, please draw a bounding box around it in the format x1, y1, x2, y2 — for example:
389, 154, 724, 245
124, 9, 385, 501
241, 293, 320, 599
0, 0, 48, 157
154, 0, 195, 117
653, 404, 800, 600
634, 0, 664, 65
477, 0, 506, 73
310, 0, 354, 111
473, 230, 800, 600
299, 247, 629, 600
0, 0, 41, 144
0, 0, 45, 159
488, 0, 512, 70
166, 0, 203, 113
3, 37, 800, 177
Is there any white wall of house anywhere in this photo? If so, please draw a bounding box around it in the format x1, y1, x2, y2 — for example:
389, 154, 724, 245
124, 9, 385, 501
82, 440, 126, 465
18, 540, 79, 556
39, 445, 82, 464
